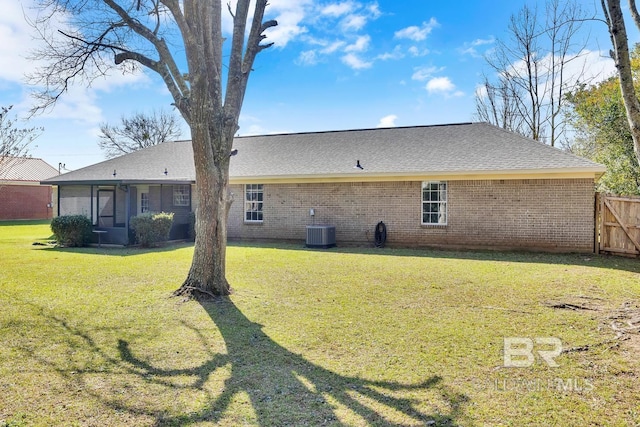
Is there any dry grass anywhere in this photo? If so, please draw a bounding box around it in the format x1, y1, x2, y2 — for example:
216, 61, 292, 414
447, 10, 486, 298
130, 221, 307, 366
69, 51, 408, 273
1, 221, 640, 426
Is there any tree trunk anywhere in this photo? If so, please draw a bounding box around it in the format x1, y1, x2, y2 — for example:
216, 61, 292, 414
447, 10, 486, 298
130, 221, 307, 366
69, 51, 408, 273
603, 0, 640, 165
174, 120, 233, 298
170, 0, 274, 299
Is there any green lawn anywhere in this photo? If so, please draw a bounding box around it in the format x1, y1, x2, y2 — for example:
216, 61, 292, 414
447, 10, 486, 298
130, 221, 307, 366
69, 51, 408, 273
1, 221, 639, 426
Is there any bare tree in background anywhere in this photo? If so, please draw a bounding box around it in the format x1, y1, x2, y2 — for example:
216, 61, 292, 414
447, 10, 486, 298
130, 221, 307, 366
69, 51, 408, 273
601, 0, 640, 166
99, 109, 182, 158
475, 74, 526, 135
475, 0, 589, 146
29, 1, 277, 298
0, 105, 42, 175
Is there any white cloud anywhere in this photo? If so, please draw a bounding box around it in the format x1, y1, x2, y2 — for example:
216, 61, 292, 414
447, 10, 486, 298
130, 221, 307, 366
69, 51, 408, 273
297, 50, 318, 66
474, 83, 488, 100
394, 18, 439, 41
411, 66, 441, 81
342, 14, 367, 31
40, 85, 104, 125
321, 1, 355, 17
263, 5, 311, 48
376, 45, 404, 61
0, 3, 38, 83
408, 46, 430, 57
291, 1, 383, 70
460, 36, 496, 57
425, 77, 464, 97
0, 0, 149, 125
426, 77, 454, 92
367, 3, 382, 19
504, 49, 616, 96
472, 37, 496, 47
345, 35, 371, 53
223, 0, 312, 48
554, 50, 616, 86
342, 53, 372, 70
321, 40, 347, 54
377, 114, 398, 128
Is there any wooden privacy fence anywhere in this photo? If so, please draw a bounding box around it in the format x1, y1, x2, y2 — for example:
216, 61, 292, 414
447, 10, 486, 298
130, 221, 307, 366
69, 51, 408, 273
597, 194, 640, 257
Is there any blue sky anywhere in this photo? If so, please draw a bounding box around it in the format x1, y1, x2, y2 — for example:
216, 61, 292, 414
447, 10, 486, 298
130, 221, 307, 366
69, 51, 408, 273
0, 0, 627, 170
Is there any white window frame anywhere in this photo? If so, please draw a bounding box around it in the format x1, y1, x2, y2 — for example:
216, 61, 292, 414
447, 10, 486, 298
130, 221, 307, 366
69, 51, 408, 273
137, 185, 150, 215
422, 181, 447, 225
173, 185, 190, 207
140, 193, 150, 214
244, 184, 264, 223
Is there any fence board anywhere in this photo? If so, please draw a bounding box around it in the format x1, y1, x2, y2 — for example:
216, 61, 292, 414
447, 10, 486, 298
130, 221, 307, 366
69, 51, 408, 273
599, 194, 640, 257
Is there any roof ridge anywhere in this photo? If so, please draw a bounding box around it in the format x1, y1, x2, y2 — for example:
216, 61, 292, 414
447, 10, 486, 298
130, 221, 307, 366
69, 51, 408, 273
234, 122, 476, 139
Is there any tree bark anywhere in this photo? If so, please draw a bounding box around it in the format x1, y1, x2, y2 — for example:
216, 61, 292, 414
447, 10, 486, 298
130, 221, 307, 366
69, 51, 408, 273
172, 0, 275, 298
602, 0, 640, 165
175, 124, 233, 297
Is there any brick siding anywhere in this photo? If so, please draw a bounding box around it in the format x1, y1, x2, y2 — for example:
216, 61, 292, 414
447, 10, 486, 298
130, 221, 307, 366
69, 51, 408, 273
227, 179, 596, 252
0, 184, 53, 220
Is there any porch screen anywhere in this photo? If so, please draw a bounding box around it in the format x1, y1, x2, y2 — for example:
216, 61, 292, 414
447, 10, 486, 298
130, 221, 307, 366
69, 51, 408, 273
59, 186, 91, 218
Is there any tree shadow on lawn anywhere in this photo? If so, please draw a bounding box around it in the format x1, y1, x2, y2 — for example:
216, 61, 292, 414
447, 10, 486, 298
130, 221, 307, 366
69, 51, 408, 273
38, 241, 194, 257
7, 293, 470, 426
228, 241, 640, 275
117, 297, 470, 426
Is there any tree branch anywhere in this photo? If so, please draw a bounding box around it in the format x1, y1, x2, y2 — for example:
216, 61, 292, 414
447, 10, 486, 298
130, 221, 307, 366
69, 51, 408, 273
102, 0, 190, 112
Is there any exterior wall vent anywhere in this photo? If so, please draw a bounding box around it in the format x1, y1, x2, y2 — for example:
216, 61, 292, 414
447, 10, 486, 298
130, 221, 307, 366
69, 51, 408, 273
306, 225, 336, 248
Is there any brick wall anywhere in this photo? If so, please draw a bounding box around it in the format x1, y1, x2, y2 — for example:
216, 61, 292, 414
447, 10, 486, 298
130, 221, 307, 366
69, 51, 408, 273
0, 184, 53, 220
227, 179, 596, 252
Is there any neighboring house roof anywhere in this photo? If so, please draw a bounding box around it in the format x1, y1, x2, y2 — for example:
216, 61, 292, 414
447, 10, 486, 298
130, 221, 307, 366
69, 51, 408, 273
43, 122, 605, 185
0, 157, 59, 182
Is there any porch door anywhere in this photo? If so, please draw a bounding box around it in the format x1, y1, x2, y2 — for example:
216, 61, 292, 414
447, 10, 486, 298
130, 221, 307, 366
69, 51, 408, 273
97, 189, 115, 227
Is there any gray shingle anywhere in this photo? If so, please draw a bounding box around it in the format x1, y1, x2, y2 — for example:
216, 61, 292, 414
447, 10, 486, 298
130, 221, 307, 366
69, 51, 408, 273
44, 122, 604, 185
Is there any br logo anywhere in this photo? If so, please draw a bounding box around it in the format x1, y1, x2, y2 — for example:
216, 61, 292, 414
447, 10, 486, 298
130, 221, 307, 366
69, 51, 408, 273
503, 337, 562, 368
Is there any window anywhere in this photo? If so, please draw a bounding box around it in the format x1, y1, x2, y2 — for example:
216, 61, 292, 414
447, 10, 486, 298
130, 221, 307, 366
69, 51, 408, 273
245, 184, 263, 222
422, 181, 447, 225
173, 185, 190, 207
140, 192, 149, 213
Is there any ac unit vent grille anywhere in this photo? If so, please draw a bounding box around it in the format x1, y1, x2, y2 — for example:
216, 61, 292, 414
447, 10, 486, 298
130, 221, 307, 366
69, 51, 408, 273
306, 225, 336, 248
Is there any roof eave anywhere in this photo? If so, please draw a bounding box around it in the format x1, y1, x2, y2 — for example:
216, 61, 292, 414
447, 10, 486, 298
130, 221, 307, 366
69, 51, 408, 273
229, 167, 606, 184
42, 179, 195, 186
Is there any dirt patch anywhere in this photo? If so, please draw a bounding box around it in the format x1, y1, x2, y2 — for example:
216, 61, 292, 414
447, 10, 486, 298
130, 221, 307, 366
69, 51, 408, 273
545, 295, 604, 311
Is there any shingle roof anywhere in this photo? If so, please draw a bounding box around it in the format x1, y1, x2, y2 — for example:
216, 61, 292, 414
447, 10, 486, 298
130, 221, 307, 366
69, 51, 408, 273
44, 122, 605, 185
0, 157, 59, 182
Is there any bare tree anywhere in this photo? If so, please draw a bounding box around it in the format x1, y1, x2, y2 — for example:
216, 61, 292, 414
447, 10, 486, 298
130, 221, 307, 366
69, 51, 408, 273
601, 0, 640, 166
0, 105, 42, 175
475, 74, 526, 134
29, 1, 277, 297
99, 109, 182, 158
475, 0, 589, 146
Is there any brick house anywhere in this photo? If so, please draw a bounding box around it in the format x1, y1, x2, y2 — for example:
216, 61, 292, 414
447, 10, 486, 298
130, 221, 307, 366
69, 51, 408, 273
43, 122, 605, 252
0, 157, 58, 220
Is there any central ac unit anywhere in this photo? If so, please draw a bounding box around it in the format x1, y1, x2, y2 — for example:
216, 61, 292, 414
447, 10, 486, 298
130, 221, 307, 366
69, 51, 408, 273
306, 225, 336, 248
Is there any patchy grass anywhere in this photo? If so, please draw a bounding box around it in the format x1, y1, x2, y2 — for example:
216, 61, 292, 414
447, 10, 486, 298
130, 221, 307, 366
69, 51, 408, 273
1, 221, 639, 426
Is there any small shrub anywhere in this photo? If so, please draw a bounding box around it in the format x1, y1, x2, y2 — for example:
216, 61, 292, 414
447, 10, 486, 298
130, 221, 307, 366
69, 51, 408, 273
50, 215, 93, 247
130, 212, 174, 247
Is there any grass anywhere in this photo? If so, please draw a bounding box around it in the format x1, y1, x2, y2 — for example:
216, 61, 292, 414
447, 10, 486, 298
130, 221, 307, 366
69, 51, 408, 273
1, 220, 640, 426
